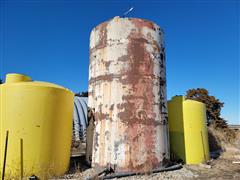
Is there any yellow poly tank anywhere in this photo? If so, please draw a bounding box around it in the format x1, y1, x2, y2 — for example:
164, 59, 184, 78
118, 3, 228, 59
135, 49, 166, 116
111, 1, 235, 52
0, 73, 74, 179
168, 96, 210, 164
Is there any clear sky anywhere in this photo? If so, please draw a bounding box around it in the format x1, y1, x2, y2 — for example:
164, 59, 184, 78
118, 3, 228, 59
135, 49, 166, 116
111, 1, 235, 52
0, 0, 239, 124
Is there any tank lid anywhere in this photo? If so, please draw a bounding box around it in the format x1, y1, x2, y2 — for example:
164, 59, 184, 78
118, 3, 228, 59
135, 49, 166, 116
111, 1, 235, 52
6, 73, 32, 83
170, 96, 185, 101
3, 73, 73, 94
169, 95, 206, 106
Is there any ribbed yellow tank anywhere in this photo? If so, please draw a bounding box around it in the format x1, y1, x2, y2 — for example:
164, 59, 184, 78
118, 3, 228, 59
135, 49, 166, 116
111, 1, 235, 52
0, 74, 74, 179
168, 96, 210, 164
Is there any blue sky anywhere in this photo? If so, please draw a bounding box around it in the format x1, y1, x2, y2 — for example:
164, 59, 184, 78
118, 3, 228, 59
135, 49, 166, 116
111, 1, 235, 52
0, 0, 239, 124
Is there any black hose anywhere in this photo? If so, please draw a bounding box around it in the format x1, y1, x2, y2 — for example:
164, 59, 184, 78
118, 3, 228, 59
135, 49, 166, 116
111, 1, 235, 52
86, 164, 182, 180
101, 164, 182, 179
98, 168, 109, 176
152, 164, 182, 173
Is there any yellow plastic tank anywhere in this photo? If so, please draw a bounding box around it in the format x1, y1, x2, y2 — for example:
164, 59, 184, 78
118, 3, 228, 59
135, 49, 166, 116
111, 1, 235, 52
0, 74, 74, 179
168, 96, 210, 164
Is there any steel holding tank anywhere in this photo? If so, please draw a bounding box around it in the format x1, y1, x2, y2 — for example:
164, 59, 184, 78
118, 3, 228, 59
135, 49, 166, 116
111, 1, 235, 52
0, 74, 74, 179
88, 17, 169, 172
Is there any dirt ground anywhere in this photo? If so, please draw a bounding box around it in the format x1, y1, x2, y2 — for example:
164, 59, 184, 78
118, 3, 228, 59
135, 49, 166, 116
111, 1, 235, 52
55, 129, 240, 180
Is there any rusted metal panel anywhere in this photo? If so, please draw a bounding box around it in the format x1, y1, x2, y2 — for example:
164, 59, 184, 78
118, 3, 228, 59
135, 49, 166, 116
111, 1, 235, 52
88, 17, 169, 172
86, 108, 95, 165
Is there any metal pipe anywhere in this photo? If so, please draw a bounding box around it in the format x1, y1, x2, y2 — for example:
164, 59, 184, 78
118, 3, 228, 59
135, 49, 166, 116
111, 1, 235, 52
2, 130, 9, 180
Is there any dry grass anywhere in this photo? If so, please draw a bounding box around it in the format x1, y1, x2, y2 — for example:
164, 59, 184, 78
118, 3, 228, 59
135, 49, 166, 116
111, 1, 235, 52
208, 125, 237, 151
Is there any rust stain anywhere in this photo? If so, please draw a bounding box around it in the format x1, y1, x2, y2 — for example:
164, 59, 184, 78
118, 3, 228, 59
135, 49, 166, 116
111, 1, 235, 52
110, 104, 114, 111
89, 74, 117, 84
95, 22, 108, 50
115, 27, 160, 171
93, 131, 100, 152
99, 118, 106, 165
94, 103, 108, 121
130, 18, 156, 30
104, 60, 112, 70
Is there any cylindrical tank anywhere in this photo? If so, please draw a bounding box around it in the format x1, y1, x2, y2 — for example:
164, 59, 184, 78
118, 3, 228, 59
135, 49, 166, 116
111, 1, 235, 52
88, 17, 169, 172
168, 96, 210, 164
0, 74, 74, 179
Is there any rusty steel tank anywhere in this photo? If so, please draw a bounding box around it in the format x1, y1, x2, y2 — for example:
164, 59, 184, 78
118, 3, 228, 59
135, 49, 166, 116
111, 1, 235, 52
88, 16, 169, 172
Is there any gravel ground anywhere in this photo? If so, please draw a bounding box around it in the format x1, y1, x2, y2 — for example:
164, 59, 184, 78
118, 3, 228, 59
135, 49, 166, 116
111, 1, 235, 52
186, 158, 240, 179
55, 165, 197, 180
54, 156, 240, 180
54, 131, 240, 180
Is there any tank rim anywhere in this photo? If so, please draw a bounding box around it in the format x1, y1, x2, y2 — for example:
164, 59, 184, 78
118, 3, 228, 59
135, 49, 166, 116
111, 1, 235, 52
1, 80, 74, 94
91, 16, 163, 33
